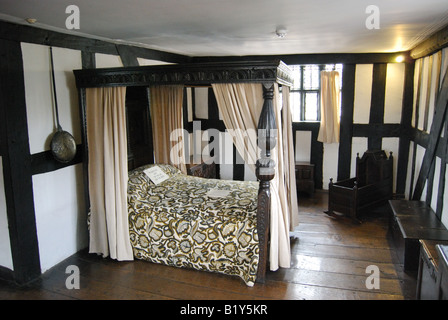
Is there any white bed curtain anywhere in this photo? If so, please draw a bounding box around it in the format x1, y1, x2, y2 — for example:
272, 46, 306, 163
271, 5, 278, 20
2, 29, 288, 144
212, 83, 299, 271
318, 71, 341, 143
85, 87, 133, 261
281, 86, 300, 230
149, 85, 187, 174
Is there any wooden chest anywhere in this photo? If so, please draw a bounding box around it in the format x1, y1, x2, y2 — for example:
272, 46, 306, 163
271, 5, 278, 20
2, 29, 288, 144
295, 162, 314, 195
389, 200, 448, 272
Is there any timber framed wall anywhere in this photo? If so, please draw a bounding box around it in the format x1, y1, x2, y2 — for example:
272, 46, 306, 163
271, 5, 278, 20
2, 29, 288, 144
0, 20, 190, 284
405, 25, 448, 227
194, 53, 412, 191
1, 19, 448, 284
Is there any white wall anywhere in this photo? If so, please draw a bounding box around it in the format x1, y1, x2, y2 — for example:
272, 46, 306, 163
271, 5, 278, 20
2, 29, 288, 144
295, 131, 311, 162
32, 164, 86, 272
21, 43, 87, 272
95, 53, 123, 68
353, 64, 373, 124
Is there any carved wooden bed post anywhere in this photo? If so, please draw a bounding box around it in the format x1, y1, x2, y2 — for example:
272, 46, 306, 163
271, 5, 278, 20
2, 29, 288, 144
256, 83, 277, 283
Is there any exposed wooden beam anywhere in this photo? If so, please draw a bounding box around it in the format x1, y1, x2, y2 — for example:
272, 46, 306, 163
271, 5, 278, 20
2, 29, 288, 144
396, 61, 415, 196
193, 52, 412, 65
0, 39, 41, 284
368, 63, 388, 150
409, 60, 424, 199
116, 44, 139, 67
410, 24, 448, 60
337, 64, 356, 181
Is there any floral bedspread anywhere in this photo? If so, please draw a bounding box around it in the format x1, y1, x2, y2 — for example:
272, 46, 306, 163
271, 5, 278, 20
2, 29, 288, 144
127, 164, 260, 286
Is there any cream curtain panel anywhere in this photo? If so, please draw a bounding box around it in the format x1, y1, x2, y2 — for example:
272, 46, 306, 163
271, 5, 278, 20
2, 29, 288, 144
85, 87, 133, 261
281, 86, 300, 230
149, 85, 187, 174
212, 83, 299, 271
318, 71, 341, 143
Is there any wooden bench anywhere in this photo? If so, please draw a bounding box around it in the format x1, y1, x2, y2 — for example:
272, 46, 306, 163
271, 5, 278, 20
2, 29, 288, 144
389, 200, 448, 272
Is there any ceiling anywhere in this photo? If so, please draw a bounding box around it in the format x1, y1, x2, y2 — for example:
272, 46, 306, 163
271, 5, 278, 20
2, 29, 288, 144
1, 0, 448, 57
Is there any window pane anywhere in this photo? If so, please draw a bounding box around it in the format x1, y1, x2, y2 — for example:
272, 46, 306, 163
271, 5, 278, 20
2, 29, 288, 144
290, 91, 301, 122
303, 65, 320, 90
290, 65, 301, 90
304, 92, 318, 121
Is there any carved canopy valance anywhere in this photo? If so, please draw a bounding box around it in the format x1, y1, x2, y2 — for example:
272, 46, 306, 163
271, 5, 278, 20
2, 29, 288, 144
74, 60, 293, 88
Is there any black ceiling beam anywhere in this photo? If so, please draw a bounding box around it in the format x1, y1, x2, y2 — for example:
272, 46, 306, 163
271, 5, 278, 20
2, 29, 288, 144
0, 20, 191, 64
193, 52, 411, 65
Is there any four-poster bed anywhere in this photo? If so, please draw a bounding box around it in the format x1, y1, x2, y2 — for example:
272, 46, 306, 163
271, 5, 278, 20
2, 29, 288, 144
73, 60, 295, 285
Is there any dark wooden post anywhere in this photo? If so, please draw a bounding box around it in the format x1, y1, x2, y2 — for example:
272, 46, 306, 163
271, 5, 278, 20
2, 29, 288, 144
255, 83, 276, 283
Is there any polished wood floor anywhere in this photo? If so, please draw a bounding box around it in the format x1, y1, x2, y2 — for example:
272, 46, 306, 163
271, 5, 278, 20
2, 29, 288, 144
0, 191, 416, 300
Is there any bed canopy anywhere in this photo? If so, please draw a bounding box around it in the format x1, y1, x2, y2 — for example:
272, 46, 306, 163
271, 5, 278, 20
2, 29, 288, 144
74, 60, 298, 282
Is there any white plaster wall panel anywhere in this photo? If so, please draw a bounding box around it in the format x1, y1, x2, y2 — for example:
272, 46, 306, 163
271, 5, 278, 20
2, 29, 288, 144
384, 63, 404, 124
22, 43, 82, 154
353, 64, 373, 124
430, 156, 441, 212
382, 137, 400, 193
414, 144, 427, 201
426, 53, 440, 132
412, 59, 421, 128
32, 164, 86, 272
0, 157, 13, 270
95, 53, 122, 68
194, 87, 209, 119
405, 141, 414, 200
417, 56, 429, 131
350, 137, 368, 178
22, 43, 53, 154
295, 131, 311, 162
137, 58, 173, 66
52, 47, 83, 144
322, 143, 339, 190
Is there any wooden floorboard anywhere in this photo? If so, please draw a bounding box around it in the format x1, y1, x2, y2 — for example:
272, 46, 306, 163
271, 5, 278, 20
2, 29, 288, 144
0, 190, 416, 301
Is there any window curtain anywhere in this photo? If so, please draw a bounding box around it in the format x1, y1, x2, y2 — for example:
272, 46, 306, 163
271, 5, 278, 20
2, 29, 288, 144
318, 71, 341, 143
149, 85, 187, 174
212, 83, 299, 271
85, 87, 133, 261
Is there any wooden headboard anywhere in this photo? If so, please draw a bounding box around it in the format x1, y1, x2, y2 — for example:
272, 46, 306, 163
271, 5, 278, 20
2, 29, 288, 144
356, 150, 393, 187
